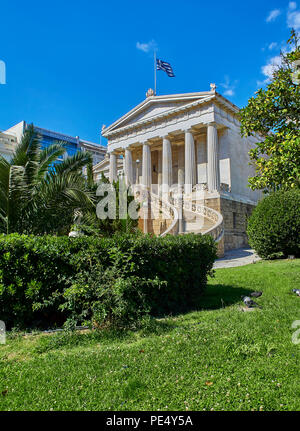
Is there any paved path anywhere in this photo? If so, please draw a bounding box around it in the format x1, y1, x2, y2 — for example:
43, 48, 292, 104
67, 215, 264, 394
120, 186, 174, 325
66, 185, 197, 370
214, 247, 261, 269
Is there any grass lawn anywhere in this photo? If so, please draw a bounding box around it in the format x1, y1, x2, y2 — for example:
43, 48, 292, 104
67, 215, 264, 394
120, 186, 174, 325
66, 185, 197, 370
0, 259, 300, 411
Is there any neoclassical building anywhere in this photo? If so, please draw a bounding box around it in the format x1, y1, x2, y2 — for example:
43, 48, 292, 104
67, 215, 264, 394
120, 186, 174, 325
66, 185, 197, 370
97, 85, 261, 254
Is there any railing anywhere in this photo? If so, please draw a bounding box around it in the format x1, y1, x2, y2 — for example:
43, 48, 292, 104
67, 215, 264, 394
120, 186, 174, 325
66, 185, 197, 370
133, 186, 223, 242
150, 192, 179, 237
133, 187, 179, 237
172, 196, 224, 243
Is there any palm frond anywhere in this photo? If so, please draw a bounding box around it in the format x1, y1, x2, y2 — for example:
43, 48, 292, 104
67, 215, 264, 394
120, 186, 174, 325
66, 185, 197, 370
0, 156, 10, 193
54, 151, 93, 175
37, 142, 66, 180
0, 211, 8, 234
11, 124, 40, 166
36, 171, 94, 210
0, 126, 95, 235
86, 158, 94, 187
7, 165, 28, 233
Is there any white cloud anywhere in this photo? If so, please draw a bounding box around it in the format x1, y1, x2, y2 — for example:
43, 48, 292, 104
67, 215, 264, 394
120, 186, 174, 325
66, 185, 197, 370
220, 76, 237, 97
266, 9, 281, 22
259, 3, 299, 88
257, 78, 270, 87
224, 89, 234, 96
268, 42, 278, 50
287, 1, 300, 30
261, 55, 282, 81
136, 39, 157, 53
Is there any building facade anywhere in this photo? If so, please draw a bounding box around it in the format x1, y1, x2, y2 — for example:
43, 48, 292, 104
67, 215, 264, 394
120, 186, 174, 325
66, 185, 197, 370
0, 121, 107, 165
93, 153, 124, 181
0, 130, 18, 160
100, 85, 262, 254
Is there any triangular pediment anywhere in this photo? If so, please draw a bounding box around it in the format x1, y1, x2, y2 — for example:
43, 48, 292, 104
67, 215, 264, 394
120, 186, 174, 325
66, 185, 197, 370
102, 92, 214, 136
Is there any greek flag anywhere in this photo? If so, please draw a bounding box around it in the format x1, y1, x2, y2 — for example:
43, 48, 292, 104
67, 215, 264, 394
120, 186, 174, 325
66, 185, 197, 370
156, 59, 175, 77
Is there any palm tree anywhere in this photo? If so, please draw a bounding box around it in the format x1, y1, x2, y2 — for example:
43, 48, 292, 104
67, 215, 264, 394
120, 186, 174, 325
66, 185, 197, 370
0, 124, 94, 235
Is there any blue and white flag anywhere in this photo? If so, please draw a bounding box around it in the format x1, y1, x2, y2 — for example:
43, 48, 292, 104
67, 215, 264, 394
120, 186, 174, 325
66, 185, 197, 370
156, 59, 175, 77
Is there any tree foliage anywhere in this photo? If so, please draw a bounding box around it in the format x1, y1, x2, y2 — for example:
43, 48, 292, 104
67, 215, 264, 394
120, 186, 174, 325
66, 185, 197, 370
239, 30, 300, 192
0, 124, 93, 235
247, 189, 300, 259
0, 125, 140, 237
73, 173, 139, 236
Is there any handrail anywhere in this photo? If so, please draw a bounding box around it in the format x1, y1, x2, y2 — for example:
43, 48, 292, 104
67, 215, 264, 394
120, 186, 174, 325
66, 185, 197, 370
133, 187, 179, 237
173, 197, 224, 243
150, 192, 179, 237
134, 186, 223, 242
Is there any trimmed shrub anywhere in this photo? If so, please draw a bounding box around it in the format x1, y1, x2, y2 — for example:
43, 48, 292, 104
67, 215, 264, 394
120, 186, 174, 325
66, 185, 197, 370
61, 265, 164, 330
247, 189, 300, 259
0, 233, 217, 329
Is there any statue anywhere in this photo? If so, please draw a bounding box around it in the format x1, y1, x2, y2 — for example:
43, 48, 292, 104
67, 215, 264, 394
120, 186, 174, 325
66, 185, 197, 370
68, 209, 84, 238
146, 88, 154, 98
210, 83, 217, 92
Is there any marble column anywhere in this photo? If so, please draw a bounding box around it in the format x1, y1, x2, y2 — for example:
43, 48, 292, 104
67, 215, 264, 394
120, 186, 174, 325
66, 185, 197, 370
207, 122, 220, 192
157, 149, 162, 195
196, 136, 207, 184
177, 144, 185, 190
142, 142, 152, 189
162, 137, 172, 197
124, 148, 133, 186
142, 143, 152, 234
109, 152, 117, 183
184, 130, 196, 194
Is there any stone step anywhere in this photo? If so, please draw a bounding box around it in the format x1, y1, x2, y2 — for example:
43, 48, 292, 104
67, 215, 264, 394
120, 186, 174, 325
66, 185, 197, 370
184, 218, 215, 233
149, 198, 218, 235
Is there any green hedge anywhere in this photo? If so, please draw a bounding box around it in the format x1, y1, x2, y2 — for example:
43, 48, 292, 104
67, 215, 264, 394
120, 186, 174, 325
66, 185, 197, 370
247, 189, 300, 259
0, 233, 217, 329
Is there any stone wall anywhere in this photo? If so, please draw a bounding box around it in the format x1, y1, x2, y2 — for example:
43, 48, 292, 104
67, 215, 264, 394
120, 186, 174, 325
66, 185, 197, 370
204, 196, 255, 251
208, 197, 254, 251
137, 195, 255, 253
137, 204, 174, 235
221, 197, 255, 251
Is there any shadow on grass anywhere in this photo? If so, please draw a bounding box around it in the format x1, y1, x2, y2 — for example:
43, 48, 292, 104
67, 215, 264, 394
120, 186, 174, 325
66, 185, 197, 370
33, 285, 252, 353
33, 318, 178, 354
198, 283, 252, 310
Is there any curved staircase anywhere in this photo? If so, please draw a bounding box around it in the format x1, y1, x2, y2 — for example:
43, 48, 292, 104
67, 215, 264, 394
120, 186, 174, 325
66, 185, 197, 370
135, 187, 224, 248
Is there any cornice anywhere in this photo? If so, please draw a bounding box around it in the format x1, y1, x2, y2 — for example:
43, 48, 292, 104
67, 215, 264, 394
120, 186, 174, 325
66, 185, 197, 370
102, 91, 216, 136
103, 95, 216, 139
102, 91, 242, 140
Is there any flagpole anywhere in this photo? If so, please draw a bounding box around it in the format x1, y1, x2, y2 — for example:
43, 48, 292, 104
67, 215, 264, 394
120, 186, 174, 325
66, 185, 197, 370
154, 50, 157, 95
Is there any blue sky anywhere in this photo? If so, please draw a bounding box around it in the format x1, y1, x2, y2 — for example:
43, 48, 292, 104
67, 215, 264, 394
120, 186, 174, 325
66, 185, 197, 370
0, 0, 299, 145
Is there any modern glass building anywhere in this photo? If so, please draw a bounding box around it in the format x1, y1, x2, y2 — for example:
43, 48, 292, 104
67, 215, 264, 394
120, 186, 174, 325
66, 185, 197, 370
0, 121, 106, 165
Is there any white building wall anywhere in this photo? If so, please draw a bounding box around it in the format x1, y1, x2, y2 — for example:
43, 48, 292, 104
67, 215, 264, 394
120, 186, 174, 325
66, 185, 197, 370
224, 123, 261, 203
0, 132, 18, 160
196, 135, 207, 184
4, 121, 26, 144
